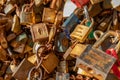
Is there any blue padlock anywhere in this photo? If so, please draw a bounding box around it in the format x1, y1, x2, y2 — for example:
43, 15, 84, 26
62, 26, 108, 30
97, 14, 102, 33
62, 9, 81, 39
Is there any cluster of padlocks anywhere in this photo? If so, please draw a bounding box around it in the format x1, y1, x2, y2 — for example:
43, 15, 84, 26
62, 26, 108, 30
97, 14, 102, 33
0, 0, 120, 80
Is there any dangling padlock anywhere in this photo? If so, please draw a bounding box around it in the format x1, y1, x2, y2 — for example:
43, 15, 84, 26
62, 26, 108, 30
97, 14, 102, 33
75, 31, 119, 80
30, 23, 49, 42
70, 18, 94, 43
42, 8, 57, 24
11, 15, 21, 33
20, 4, 35, 25
4, 3, 15, 15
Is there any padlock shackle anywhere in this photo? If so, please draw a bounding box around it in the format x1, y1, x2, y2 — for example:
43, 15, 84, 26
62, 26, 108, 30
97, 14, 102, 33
21, 4, 30, 12
93, 31, 118, 49
94, 30, 104, 40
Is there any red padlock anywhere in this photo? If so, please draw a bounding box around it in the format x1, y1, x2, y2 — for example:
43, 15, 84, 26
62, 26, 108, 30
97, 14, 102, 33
71, 0, 90, 8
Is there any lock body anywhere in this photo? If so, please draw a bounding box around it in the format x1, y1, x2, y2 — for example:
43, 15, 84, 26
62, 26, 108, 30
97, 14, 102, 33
30, 23, 49, 42
42, 8, 56, 24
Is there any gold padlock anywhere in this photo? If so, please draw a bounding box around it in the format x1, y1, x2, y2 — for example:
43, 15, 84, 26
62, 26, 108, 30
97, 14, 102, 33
30, 23, 49, 42
11, 15, 21, 33
70, 18, 94, 43
42, 8, 57, 24
90, 0, 104, 5
12, 58, 34, 80
4, 3, 15, 15
20, 4, 35, 25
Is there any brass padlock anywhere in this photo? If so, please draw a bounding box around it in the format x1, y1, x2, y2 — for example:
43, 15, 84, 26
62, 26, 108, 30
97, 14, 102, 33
12, 58, 34, 80
42, 8, 57, 24
0, 46, 7, 61
20, 4, 35, 25
4, 3, 15, 15
70, 18, 94, 43
90, 0, 104, 5
75, 31, 118, 80
30, 23, 49, 42
11, 15, 21, 33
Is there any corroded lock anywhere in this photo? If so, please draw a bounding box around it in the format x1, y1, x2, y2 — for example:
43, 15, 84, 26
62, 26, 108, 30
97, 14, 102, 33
30, 23, 49, 42
70, 18, 94, 43
75, 31, 118, 80
4, 3, 15, 15
20, 4, 35, 25
12, 58, 34, 80
90, 0, 104, 5
42, 8, 57, 24
11, 15, 21, 33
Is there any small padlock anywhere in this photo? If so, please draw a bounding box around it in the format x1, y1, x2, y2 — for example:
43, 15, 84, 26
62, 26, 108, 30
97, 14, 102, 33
12, 58, 34, 80
20, 4, 35, 25
4, 3, 15, 15
90, 0, 104, 5
111, 0, 120, 12
42, 8, 57, 24
30, 23, 49, 42
11, 15, 21, 33
70, 18, 94, 43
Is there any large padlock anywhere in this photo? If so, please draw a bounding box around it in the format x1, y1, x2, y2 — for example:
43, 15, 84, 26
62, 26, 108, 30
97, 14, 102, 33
30, 23, 49, 42
20, 4, 35, 25
12, 58, 34, 80
4, 3, 15, 15
11, 15, 21, 33
42, 8, 57, 24
90, 0, 104, 5
111, 0, 120, 12
75, 31, 118, 80
70, 18, 94, 43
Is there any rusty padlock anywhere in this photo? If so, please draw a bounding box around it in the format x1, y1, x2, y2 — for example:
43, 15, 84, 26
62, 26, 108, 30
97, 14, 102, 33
75, 31, 119, 80
30, 23, 49, 42
70, 18, 94, 43
42, 8, 57, 24
20, 4, 35, 25
12, 58, 34, 80
90, 0, 104, 5
11, 15, 21, 33
4, 3, 15, 15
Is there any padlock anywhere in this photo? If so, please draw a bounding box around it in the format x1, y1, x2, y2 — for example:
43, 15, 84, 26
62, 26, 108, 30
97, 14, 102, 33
111, 0, 120, 12
88, 3, 102, 17
62, 8, 82, 39
56, 72, 70, 80
11, 15, 21, 33
70, 18, 94, 43
0, 46, 7, 61
30, 23, 49, 42
54, 32, 69, 52
4, 3, 15, 15
7, 33, 16, 42
50, 0, 62, 10
0, 29, 8, 49
12, 58, 34, 80
90, 0, 104, 5
42, 8, 57, 24
75, 31, 118, 80
97, 15, 112, 32
34, 0, 43, 7
20, 4, 35, 25
71, 0, 90, 8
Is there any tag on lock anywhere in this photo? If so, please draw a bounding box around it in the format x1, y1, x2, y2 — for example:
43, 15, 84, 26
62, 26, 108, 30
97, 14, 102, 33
42, 8, 57, 24
75, 31, 118, 80
111, 0, 120, 12
70, 18, 94, 43
30, 23, 49, 42
20, 4, 35, 25
4, 3, 15, 15
11, 15, 21, 33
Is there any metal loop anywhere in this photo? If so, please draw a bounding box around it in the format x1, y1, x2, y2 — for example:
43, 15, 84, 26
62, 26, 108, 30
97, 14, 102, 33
94, 30, 104, 40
